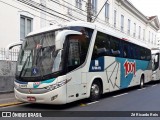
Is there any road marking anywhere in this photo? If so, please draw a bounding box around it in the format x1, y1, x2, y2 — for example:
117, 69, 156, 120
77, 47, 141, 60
80, 101, 99, 106
0, 103, 29, 109
0, 102, 23, 107
138, 88, 146, 91
80, 103, 86, 107
152, 84, 157, 87
113, 93, 128, 98
87, 101, 99, 105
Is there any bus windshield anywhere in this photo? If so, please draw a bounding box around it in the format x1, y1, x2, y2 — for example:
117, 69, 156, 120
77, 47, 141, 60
16, 26, 93, 81
16, 30, 62, 79
152, 53, 159, 71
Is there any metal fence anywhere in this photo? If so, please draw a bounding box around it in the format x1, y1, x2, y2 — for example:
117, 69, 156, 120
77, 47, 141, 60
0, 48, 19, 61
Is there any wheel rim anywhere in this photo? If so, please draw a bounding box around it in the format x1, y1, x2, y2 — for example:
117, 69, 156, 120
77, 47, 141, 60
91, 84, 100, 97
140, 79, 144, 87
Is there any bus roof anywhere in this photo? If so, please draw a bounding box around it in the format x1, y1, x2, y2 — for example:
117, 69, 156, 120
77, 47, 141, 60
151, 49, 160, 54
27, 21, 150, 49
27, 25, 61, 36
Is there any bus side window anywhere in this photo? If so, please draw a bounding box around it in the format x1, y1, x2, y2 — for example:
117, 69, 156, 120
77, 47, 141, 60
92, 32, 111, 59
140, 48, 146, 60
123, 45, 127, 58
123, 43, 131, 58
134, 45, 140, 59
67, 37, 81, 71
146, 49, 151, 60
110, 37, 121, 57
129, 44, 135, 59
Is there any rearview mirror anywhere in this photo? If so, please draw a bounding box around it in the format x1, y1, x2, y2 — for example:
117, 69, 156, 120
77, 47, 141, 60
5, 41, 23, 59
55, 30, 82, 50
155, 55, 158, 63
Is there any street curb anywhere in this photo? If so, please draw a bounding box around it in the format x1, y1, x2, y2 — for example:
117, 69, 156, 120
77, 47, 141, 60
0, 102, 23, 107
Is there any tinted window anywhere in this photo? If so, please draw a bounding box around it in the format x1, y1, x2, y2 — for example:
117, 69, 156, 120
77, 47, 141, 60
92, 31, 151, 61
92, 32, 111, 59
134, 45, 140, 59
92, 32, 121, 59
67, 27, 93, 72
110, 37, 121, 57
129, 44, 135, 59
123, 42, 130, 58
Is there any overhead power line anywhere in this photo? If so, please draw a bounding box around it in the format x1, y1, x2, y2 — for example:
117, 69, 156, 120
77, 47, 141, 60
0, 0, 70, 24
17, 0, 85, 21
49, 0, 87, 18
17, 0, 74, 20
51, 0, 87, 14
0, 0, 64, 23
92, 0, 109, 23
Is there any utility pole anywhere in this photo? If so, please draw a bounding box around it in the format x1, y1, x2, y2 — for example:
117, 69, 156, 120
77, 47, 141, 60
87, 0, 92, 22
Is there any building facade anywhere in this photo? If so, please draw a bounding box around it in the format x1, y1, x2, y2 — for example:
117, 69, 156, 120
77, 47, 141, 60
0, 0, 159, 57
90, 0, 160, 48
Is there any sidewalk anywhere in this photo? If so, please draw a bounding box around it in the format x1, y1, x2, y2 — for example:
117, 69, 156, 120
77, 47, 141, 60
0, 92, 23, 107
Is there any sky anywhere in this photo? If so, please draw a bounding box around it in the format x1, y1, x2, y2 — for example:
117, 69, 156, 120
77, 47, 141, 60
129, 0, 160, 19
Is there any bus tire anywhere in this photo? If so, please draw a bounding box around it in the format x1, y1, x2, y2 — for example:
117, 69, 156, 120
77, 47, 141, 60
89, 80, 102, 102
140, 75, 144, 88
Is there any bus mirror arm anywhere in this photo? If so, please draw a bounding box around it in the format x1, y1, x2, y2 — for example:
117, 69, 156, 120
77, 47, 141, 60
5, 41, 23, 59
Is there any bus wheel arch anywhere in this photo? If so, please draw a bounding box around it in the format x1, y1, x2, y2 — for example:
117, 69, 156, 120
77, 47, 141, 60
89, 78, 103, 102
140, 74, 145, 88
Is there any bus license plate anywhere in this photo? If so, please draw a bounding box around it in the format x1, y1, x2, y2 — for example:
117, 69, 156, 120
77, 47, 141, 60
19, 84, 27, 88
27, 96, 36, 102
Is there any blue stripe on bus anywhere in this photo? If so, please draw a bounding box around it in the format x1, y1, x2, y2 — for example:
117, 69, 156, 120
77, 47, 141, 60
116, 58, 149, 89
33, 78, 56, 88
15, 78, 56, 88
15, 80, 28, 84
89, 56, 150, 89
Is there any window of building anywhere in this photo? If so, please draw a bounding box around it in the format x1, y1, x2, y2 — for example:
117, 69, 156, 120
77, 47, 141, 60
121, 15, 124, 32
114, 10, 117, 28
138, 26, 141, 39
67, 7, 72, 15
155, 35, 157, 45
152, 33, 154, 44
149, 31, 150, 42
20, 15, 33, 40
133, 23, 136, 37
143, 29, 145, 41
105, 2, 109, 22
127, 19, 131, 35
92, 0, 97, 15
75, 0, 82, 9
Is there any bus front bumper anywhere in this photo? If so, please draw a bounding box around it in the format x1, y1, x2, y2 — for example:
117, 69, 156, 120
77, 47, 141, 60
14, 87, 67, 105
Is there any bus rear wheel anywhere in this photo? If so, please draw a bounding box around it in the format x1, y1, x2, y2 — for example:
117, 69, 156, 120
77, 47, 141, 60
140, 76, 144, 88
89, 81, 102, 102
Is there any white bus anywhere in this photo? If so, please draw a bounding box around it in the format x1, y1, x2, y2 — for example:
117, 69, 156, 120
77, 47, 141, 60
9, 21, 152, 104
152, 48, 160, 81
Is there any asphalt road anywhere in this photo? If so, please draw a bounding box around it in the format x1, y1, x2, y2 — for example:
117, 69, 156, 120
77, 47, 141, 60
1, 81, 160, 120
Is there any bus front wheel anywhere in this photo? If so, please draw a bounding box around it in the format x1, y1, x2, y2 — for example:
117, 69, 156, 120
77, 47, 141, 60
89, 81, 102, 102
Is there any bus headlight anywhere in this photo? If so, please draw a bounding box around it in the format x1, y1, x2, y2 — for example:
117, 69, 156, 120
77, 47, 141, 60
44, 79, 67, 91
14, 83, 19, 89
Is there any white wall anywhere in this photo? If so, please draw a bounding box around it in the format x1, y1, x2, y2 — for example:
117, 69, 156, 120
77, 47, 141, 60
95, 0, 159, 48
0, 0, 41, 48
0, 0, 159, 50
0, 0, 69, 49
